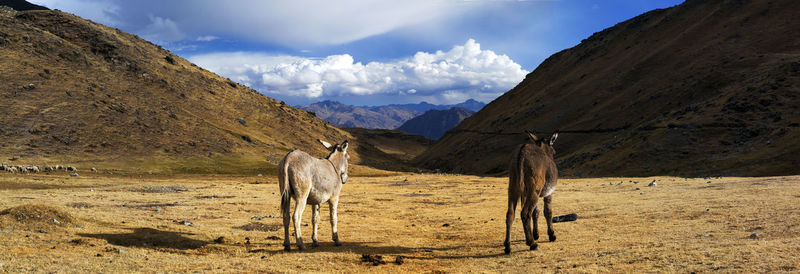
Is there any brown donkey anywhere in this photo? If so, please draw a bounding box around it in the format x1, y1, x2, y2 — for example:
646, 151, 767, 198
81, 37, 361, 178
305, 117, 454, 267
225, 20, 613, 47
504, 130, 559, 254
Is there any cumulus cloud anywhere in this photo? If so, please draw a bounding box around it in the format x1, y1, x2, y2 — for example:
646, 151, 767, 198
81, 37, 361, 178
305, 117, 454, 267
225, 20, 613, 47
189, 39, 527, 104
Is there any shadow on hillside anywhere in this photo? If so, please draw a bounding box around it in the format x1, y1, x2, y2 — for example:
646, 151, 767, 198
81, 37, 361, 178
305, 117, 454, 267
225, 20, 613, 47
78, 227, 209, 250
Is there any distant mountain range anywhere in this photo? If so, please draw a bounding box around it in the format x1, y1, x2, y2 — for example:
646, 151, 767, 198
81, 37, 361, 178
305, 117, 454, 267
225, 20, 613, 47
397, 107, 475, 140
299, 99, 485, 129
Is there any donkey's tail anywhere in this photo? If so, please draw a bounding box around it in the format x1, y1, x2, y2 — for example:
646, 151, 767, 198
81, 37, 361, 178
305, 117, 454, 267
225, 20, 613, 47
278, 156, 291, 219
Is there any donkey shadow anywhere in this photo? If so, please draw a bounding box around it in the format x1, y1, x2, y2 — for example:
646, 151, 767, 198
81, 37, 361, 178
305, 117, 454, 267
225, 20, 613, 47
252, 241, 517, 260
78, 227, 209, 250
251, 241, 458, 255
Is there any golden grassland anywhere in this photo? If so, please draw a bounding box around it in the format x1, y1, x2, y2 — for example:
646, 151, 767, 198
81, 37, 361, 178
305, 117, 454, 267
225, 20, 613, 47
0, 170, 798, 273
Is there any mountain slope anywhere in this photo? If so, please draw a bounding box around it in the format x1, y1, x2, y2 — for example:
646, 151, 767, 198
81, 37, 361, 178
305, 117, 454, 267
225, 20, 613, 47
416, 0, 800, 177
342, 127, 431, 171
0, 9, 357, 173
397, 107, 475, 140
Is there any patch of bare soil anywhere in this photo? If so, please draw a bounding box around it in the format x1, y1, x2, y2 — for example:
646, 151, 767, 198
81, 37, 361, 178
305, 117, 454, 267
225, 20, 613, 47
0, 204, 74, 228
234, 222, 281, 232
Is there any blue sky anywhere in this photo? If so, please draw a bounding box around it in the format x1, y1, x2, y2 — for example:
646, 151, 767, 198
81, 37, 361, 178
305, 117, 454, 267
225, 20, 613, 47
31, 0, 683, 106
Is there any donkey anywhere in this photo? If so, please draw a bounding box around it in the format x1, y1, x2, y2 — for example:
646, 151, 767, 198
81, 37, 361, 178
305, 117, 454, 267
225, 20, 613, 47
504, 130, 559, 254
278, 139, 350, 251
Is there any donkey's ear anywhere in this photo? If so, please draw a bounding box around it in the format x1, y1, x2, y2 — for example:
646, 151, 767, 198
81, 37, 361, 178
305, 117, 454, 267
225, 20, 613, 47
340, 140, 349, 151
318, 139, 333, 150
526, 130, 540, 142
550, 131, 559, 146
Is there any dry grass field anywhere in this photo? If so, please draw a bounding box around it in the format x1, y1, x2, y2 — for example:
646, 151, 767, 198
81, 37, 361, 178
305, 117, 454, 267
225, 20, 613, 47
1, 171, 799, 273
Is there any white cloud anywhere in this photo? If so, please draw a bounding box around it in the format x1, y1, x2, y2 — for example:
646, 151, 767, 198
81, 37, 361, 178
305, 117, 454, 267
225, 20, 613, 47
189, 39, 527, 104
139, 15, 185, 43
32, 0, 121, 26
31, 0, 484, 47
196, 35, 218, 42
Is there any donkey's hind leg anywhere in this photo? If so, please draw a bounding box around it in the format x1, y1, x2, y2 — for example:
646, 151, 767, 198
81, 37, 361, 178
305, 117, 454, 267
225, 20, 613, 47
293, 196, 308, 251
544, 195, 556, 242
504, 192, 519, 254
282, 196, 292, 251
311, 204, 320, 247
532, 206, 540, 241
521, 196, 535, 247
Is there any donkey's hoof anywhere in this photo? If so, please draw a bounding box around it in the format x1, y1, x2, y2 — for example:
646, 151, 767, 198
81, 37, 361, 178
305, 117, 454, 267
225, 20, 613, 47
533, 234, 540, 241
549, 234, 557, 242
311, 242, 319, 248
283, 245, 291, 251
530, 243, 538, 250
334, 240, 342, 246
297, 244, 307, 251
504, 246, 511, 254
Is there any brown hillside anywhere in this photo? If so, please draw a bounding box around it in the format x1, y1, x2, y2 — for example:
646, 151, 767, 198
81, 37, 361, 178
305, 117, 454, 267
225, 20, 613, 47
416, 0, 800, 177
0, 9, 361, 173
343, 127, 431, 171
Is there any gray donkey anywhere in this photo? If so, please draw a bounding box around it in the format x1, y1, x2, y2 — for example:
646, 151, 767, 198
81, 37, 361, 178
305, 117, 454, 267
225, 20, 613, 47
504, 130, 559, 254
278, 139, 350, 251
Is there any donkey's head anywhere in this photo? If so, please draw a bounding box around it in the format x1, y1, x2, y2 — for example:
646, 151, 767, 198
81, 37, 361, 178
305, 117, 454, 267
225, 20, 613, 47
525, 130, 559, 155
319, 139, 350, 184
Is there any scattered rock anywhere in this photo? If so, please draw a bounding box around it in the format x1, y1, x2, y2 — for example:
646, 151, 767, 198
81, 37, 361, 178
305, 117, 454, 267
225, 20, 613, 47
39, 229, 46, 233
214, 236, 226, 244
361, 254, 386, 266
117, 248, 125, 253
423, 248, 432, 252
52, 218, 60, 225
155, 207, 162, 213
648, 180, 657, 187
70, 173, 79, 177
442, 223, 450, 227
257, 174, 262, 177
164, 55, 176, 65
748, 233, 760, 239
236, 117, 247, 126
702, 234, 711, 237
234, 222, 281, 232
552, 213, 578, 223
179, 220, 193, 226
394, 256, 405, 265
266, 236, 280, 240
706, 181, 711, 184
129, 186, 188, 193
251, 216, 262, 221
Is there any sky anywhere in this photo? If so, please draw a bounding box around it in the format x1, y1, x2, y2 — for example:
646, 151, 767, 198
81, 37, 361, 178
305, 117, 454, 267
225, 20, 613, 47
31, 0, 683, 106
